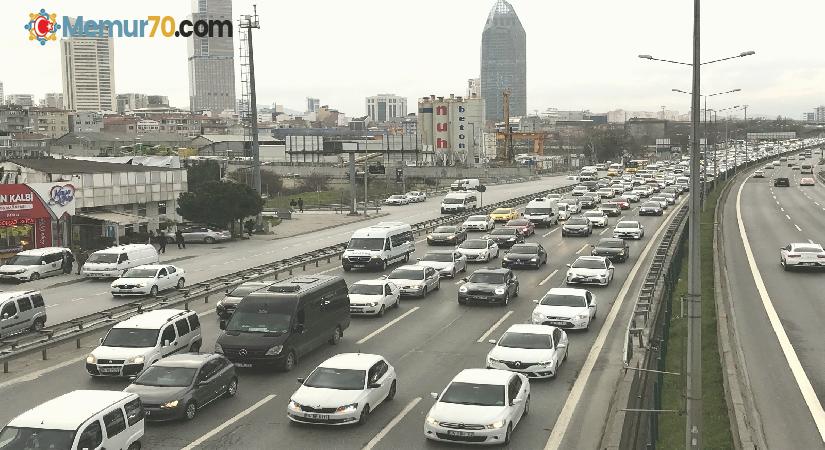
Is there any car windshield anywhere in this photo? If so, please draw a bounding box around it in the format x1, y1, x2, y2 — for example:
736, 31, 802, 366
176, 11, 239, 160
507, 220, 529, 226
349, 284, 384, 295
390, 195, 405, 199
498, 332, 554, 349
468, 272, 505, 284
443, 198, 466, 204
567, 217, 589, 225
439, 382, 505, 407
87, 253, 118, 263
467, 216, 487, 222
0, 427, 75, 450
509, 245, 538, 254
525, 208, 551, 215
4, 255, 42, 266
616, 222, 639, 229
598, 240, 624, 248
580, 196, 594, 202
134, 366, 197, 387
226, 300, 295, 334
304, 367, 366, 390
584, 211, 603, 217
572, 259, 606, 269
793, 246, 823, 253
492, 209, 511, 214
347, 238, 384, 251
122, 268, 158, 278
102, 328, 159, 348
642, 202, 660, 208
388, 269, 424, 280
421, 253, 454, 262
434, 226, 457, 233
460, 240, 488, 249
540, 293, 587, 307
490, 228, 517, 236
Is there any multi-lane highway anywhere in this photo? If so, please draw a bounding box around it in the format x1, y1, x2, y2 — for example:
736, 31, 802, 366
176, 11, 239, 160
0, 174, 685, 449
720, 159, 825, 449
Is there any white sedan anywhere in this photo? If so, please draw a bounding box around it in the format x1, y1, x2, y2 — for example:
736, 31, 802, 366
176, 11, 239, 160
288, 353, 397, 425
565, 256, 614, 286
456, 239, 500, 262
531, 287, 597, 330
780, 243, 825, 270
613, 220, 645, 240
348, 280, 400, 316
425, 369, 530, 445
110, 264, 185, 297
486, 324, 569, 379
619, 192, 640, 203
462, 215, 495, 232
417, 250, 467, 278
384, 195, 410, 206
385, 265, 440, 297
583, 210, 609, 228
405, 191, 427, 203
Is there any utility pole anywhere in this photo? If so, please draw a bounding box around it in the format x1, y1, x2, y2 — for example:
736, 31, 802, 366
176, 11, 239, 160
348, 152, 357, 215
239, 6, 262, 231
686, 0, 703, 447
503, 88, 512, 161
363, 144, 369, 217
743, 105, 749, 165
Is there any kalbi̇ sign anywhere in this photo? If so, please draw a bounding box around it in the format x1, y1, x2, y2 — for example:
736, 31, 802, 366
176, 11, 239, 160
0, 185, 49, 220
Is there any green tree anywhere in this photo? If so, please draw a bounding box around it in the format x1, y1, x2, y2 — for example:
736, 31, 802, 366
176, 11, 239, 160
177, 181, 263, 231
186, 161, 221, 192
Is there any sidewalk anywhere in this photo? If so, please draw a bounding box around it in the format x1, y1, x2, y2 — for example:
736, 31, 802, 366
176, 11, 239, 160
261, 210, 388, 241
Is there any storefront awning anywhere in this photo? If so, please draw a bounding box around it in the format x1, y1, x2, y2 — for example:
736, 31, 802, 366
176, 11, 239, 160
75, 210, 150, 226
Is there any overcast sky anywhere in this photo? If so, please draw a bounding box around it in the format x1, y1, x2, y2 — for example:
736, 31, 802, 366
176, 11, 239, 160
3, 0, 823, 119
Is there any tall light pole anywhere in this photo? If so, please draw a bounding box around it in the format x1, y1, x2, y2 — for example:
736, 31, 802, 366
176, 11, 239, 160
639, 42, 755, 450
239, 8, 262, 231
715, 105, 740, 181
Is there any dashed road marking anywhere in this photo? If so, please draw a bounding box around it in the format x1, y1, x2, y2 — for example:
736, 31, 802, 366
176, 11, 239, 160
575, 244, 589, 254
182, 394, 278, 450
539, 269, 559, 286
543, 228, 559, 238
363, 397, 422, 450
795, 224, 802, 232
357, 307, 420, 344
786, 214, 792, 220
477, 311, 514, 343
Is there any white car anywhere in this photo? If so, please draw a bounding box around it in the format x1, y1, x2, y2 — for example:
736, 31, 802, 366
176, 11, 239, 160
583, 210, 609, 228
348, 279, 400, 316
780, 243, 825, 270
596, 188, 615, 199
424, 369, 530, 445
417, 250, 467, 278
545, 193, 563, 202
620, 192, 640, 203
631, 187, 651, 198
565, 256, 615, 286
288, 353, 397, 426
752, 170, 765, 178
613, 220, 645, 240
531, 287, 597, 330
456, 239, 500, 263
385, 265, 440, 297
405, 191, 427, 203
650, 196, 669, 209
462, 215, 495, 232
571, 185, 589, 196
486, 324, 569, 379
384, 195, 410, 206
110, 265, 186, 297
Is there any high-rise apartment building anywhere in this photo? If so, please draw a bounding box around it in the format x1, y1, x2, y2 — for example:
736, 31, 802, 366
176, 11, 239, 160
117, 93, 149, 113
306, 97, 320, 113
468, 78, 481, 98
188, 0, 236, 114
6, 94, 34, 107
42, 93, 64, 109
0, 82, 4, 106
815, 106, 825, 123
480, 0, 526, 122
366, 94, 407, 123
60, 18, 116, 112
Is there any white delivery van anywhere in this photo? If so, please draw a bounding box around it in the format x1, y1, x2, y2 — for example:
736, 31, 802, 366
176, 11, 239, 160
449, 178, 480, 191
441, 192, 479, 214
82, 244, 159, 278
0, 247, 73, 281
676, 176, 690, 191
342, 222, 415, 271
523, 198, 559, 228
0, 390, 144, 450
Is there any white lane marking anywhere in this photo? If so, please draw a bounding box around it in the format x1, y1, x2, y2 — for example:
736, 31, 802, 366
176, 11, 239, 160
809, 239, 815, 244
198, 309, 216, 318
795, 224, 802, 232
815, 202, 821, 207
599, 228, 608, 236
46, 304, 57, 308
575, 244, 589, 255
357, 307, 420, 344
317, 266, 342, 275
773, 195, 777, 199
776, 201, 780, 205
362, 397, 422, 450
477, 311, 514, 343
539, 269, 559, 286
93, 292, 107, 296
544, 198, 682, 449
0, 357, 81, 391
736, 181, 825, 443
415, 238, 426, 244
543, 228, 559, 238
182, 394, 277, 450
780, 207, 785, 212
786, 214, 792, 220
557, 242, 564, 247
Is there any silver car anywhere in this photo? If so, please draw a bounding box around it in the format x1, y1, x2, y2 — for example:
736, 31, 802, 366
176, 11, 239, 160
178, 226, 232, 244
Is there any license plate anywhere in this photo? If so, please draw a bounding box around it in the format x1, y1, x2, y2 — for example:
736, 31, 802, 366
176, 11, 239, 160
447, 430, 473, 437
352, 265, 365, 268
235, 363, 252, 368
99, 367, 120, 373
549, 321, 568, 326
305, 413, 329, 420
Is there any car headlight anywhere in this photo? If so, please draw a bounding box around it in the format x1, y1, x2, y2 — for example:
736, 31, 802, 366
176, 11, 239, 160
488, 357, 502, 364
214, 343, 223, 354
288, 400, 303, 412
335, 403, 358, 414
427, 234, 433, 239
265, 345, 283, 356
486, 419, 506, 429
531, 257, 538, 262
508, 237, 516, 241
532, 311, 543, 321
127, 355, 145, 364
160, 400, 179, 409
577, 314, 589, 319
459, 286, 468, 293
368, 301, 379, 307
86, 354, 96, 364
494, 287, 506, 295
136, 283, 146, 288
426, 416, 440, 426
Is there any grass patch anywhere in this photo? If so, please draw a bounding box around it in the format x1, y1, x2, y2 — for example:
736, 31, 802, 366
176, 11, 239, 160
657, 184, 734, 448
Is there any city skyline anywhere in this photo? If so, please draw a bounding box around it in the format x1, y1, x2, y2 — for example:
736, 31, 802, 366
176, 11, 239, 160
480, 0, 526, 122
2, 0, 825, 118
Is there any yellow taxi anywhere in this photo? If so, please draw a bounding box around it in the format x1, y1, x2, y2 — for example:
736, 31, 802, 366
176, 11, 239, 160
490, 207, 520, 222
606, 169, 619, 177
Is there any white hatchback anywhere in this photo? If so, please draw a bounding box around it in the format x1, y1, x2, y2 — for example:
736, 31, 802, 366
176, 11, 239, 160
110, 265, 186, 297
348, 280, 400, 316
531, 287, 597, 330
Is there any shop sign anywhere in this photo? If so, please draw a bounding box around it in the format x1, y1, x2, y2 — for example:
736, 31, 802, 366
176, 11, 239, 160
0, 185, 51, 220
29, 183, 77, 218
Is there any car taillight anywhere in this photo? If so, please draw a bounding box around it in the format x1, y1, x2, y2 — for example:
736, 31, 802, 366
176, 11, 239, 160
818, 255, 825, 259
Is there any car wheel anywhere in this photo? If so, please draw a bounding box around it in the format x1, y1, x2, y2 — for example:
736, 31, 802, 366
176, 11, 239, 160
204, 237, 216, 244
343, 265, 351, 272
523, 395, 530, 416
127, 442, 141, 450
404, 253, 410, 263
224, 377, 238, 398
514, 285, 519, 297
451, 268, 456, 278
329, 326, 342, 345
504, 423, 513, 445
280, 350, 296, 372
395, 297, 401, 308
458, 298, 466, 305
149, 285, 159, 297
30, 272, 40, 281
184, 401, 197, 421
387, 380, 397, 401
495, 250, 500, 258
358, 405, 370, 425
377, 305, 386, 317
30, 318, 45, 332
177, 278, 186, 289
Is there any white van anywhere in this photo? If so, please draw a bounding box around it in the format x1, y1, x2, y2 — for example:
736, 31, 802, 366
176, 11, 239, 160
0, 291, 47, 338
342, 222, 415, 271
676, 176, 690, 191
86, 309, 202, 378
0, 390, 144, 450
523, 198, 559, 227
441, 192, 479, 214
82, 244, 159, 278
450, 178, 480, 191
0, 247, 73, 281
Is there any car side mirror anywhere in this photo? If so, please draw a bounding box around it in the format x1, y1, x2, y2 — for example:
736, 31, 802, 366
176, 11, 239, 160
1, 313, 7, 320
163, 340, 170, 347
590, 244, 595, 248
430, 392, 439, 400
99, 337, 104, 344
416, 257, 421, 261
461, 277, 468, 282
566, 264, 572, 268
297, 377, 305, 385
368, 382, 382, 389
533, 299, 540, 304
511, 398, 523, 406
219, 320, 226, 330
41, 261, 48, 265
557, 342, 567, 349
380, 275, 389, 280
225, 288, 231, 294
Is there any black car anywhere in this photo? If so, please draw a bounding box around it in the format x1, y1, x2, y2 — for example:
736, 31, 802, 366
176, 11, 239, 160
579, 195, 597, 209
773, 177, 790, 187
502, 243, 548, 269
639, 202, 664, 216
427, 225, 467, 246
485, 227, 524, 248
457, 268, 519, 306
591, 238, 630, 263
216, 281, 273, 320
561, 216, 593, 237
600, 202, 622, 217
124, 353, 237, 421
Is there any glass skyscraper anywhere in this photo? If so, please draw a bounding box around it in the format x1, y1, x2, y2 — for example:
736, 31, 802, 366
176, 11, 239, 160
480, 0, 526, 122
188, 0, 236, 114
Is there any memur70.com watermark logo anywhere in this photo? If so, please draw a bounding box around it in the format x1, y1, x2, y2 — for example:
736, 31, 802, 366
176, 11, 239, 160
25, 8, 232, 45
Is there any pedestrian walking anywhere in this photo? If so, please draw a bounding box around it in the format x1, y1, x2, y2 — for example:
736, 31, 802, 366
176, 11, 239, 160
297, 197, 304, 213
63, 250, 75, 274
147, 231, 155, 247
244, 219, 254, 238
157, 230, 167, 254
76, 248, 88, 275
290, 199, 297, 210
175, 230, 186, 249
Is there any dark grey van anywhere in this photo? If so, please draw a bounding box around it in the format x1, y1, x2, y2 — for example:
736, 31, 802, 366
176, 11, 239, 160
215, 275, 350, 371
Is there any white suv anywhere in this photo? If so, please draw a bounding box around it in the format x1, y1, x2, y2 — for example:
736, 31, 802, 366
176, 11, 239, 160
86, 309, 202, 378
